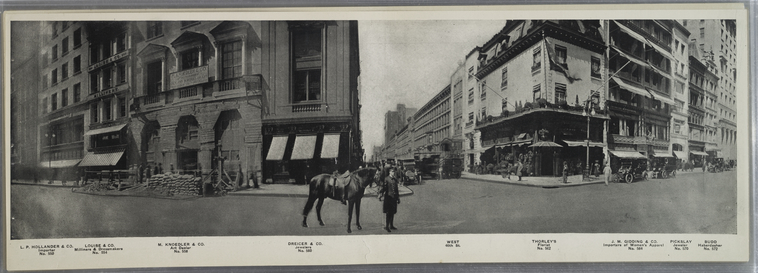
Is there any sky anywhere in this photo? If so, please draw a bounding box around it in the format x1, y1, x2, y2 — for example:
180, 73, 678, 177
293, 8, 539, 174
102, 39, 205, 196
358, 20, 508, 158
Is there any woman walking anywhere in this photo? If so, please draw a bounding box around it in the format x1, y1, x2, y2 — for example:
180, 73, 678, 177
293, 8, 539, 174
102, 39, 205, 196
380, 167, 401, 232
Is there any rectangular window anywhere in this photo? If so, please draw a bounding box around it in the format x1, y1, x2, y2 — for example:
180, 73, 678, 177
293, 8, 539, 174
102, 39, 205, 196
51, 93, 58, 111
533, 84, 541, 102
468, 88, 474, 104
468, 66, 474, 79
554, 83, 567, 104
468, 112, 474, 122
52, 45, 58, 60
52, 22, 58, 38
90, 73, 99, 93
500, 67, 508, 90
52, 68, 58, 84
591, 56, 601, 78
119, 97, 126, 117
147, 21, 163, 39
103, 67, 113, 89
104, 99, 112, 121
42, 98, 48, 114
61, 88, 68, 107
222, 41, 243, 79
73, 56, 81, 73
74, 28, 81, 47
555, 45, 567, 64
117, 62, 127, 84
90, 45, 99, 64
292, 28, 322, 102
532, 48, 541, 72
73, 83, 81, 103
700, 27, 705, 38
102, 42, 111, 59
62, 37, 69, 55
117, 33, 126, 53
61, 63, 68, 80
146, 60, 162, 95
90, 104, 98, 123
181, 49, 199, 70
480, 107, 487, 119
480, 80, 487, 101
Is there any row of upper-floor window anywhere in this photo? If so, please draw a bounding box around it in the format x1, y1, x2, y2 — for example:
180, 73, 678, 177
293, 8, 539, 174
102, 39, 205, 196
611, 31, 671, 73
44, 55, 82, 88
90, 97, 128, 124
610, 117, 669, 140
90, 32, 128, 65
40, 82, 82, 115
48, 28, 82, 63
90, 62, 128, 93
689, 71, 716, 93
416, 98, 450, 127
627, 20, 673, 48
609, 86, 670, 113
41, 119, 84, 147
720, 128, 736, 145
415, 112, 450, 138
609, 58, 671, 95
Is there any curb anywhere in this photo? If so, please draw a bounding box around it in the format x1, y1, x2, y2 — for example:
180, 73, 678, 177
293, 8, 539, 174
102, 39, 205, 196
460, 176, 606, 188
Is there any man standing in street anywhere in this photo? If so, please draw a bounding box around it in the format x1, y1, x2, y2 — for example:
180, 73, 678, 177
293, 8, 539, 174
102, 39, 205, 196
604, 163, 612, 186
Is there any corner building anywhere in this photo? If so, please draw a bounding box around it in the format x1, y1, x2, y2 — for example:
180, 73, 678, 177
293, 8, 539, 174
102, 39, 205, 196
260, 21, 362, 184
129, 21, 264, 181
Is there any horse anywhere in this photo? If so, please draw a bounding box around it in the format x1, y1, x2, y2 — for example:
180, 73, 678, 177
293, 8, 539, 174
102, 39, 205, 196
301, 167, 379, 233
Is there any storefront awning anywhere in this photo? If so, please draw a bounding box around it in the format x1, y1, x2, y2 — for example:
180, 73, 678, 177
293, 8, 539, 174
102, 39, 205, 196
610, 45, 649, 68
609, 150, 646, 159
265, 136, 288, 161
84, 123, 126, 136
652, 151, 675, 158
690, 151, 709, 156
614, 21, 649, 45
647, 89, 676, 105
290, 135, 317, 160
673, 151, 687, 159
563, 140, 605, 147
645, 38, 677, 62
39, 159, 81, 168
79, 151, 124, 167
611, 76, 651, 98
320, 134, 341, 159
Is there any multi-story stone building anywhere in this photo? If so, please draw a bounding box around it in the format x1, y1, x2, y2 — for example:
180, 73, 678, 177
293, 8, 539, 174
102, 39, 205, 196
684, 19, 737, 162
670, 21, 691, 163
10, 21, 41, 179
78, 22, 133, 173
129, 21, 264, 183
411, 84, 454, 158
687, 55, 716, 167
384, 104, 417, 146
261, 21, 362, 184
474, 20, 606, 176
606, 20, 677, 169
37, 21, 90, 181
458, 47, 482, 170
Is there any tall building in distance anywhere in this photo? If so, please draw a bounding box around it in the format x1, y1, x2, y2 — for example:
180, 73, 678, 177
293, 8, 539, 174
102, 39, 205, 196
384, 104, 417, 145
684, 19, 737, 162
10, 21, 41, 179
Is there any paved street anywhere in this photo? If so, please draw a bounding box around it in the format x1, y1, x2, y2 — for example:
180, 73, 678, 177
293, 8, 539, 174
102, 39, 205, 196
10, 170, 736, 239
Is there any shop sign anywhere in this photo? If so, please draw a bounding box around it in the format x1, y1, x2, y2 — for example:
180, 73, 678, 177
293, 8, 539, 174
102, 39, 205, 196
88, 51, 129, 72
170, 66, 208, 89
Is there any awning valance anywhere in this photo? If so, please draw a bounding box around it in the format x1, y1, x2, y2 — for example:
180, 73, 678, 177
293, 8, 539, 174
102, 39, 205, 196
39, 159, 81, 168
265, 136, 288, 161
320, 134, 341, 159
290, 135, 317, 160
690, 151, 709, 156
611, 76, 650, 98
609, 150, 646, 159
673, 151, 687, 159
647, 90, 676, 105
79, 151, 124, 167
563, 140, 605, 147
84, 123, 126, 136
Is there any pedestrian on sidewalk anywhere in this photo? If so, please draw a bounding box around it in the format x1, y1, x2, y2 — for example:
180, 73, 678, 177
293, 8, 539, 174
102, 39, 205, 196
593, 160, 601, 178
516, 160, 523, 181
562, 161, 570, 184
603, 163, 612, 186
380, 167, 400, 232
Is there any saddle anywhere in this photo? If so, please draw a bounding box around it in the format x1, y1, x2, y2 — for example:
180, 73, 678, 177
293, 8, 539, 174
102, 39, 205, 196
328, 171, 352, 204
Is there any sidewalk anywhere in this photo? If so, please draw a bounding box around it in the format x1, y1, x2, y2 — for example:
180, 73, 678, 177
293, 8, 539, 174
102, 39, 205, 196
460, 168, 713, 188
10, 179, 80, 188
228, 183, 413, 197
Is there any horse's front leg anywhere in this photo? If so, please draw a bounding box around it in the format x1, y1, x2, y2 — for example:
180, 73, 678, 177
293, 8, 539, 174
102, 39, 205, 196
346, 201, 354, 233
355, 198, 362, 230
316, 197, 325, 226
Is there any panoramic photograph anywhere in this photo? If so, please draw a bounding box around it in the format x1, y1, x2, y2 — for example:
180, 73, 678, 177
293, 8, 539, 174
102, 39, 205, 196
9, 18, 739, 240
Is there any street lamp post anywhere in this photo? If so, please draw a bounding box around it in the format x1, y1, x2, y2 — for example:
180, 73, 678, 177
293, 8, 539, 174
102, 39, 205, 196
583, 97, 596, 181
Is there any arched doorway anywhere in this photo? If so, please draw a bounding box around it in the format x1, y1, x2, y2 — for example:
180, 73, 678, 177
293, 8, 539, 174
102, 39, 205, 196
176, 116, 200, 172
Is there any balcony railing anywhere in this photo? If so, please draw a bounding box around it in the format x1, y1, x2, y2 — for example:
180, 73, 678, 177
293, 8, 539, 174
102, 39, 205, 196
143, 94, 161, 105
178, 86, 198, 99
292, 104, 321, 113
219, 78, 242, 91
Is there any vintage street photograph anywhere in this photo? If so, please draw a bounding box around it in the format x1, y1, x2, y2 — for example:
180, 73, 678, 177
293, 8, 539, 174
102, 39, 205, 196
4, 7, 749, 269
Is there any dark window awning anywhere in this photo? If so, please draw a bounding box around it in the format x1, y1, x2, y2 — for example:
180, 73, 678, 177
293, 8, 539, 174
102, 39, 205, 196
320, 134, 341, 159
84, 123, 126, 136
39, 159, 81, 168
290, 135, 317, 160
79, 151, 125, 167
265, 136, 289, 161
609, 150, 646, 159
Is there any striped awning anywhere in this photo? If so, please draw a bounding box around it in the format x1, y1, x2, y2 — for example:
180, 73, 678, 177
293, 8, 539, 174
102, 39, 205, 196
265, 136, 288, 161
290, 135, 317, 160
79, 151, 124, 167
39, 159, 81, 168
609, 150, 646, 159
691, 151, 709, 156
320, 134, 341, 159
611, 76, 650, 98
84, 123, 126, 136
